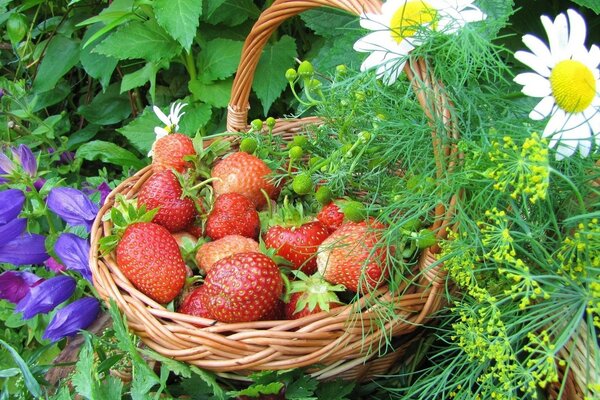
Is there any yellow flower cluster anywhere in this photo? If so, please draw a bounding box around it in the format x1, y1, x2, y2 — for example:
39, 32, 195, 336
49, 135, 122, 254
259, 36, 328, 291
486, 133, 549, 204
523, 330, 564, 389
589, 281, 600, 329
557, 219, 600, 280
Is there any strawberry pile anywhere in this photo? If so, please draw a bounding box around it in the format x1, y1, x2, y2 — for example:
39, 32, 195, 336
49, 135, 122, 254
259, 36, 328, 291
102, 106, 435, 325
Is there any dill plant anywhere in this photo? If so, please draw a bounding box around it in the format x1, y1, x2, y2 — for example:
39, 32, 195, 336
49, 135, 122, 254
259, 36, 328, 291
294, 3, 598, 398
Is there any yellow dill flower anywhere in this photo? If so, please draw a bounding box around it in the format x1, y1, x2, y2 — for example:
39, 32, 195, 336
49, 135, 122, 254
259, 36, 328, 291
557, 219, 600, 280
479, 208, 518, 263
523, 331, 562, 389
486, 133, 550, 204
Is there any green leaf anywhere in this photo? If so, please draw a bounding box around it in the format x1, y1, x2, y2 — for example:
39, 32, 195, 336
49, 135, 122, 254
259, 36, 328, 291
189, 78, 233, 108
154, 0, 202, 51
76, 140, 145, 169
179, 102, 212, 135
0, 368, 19, 378
117, 106, 158, 155
198, 38, 244, 81
307, 34, 363, 73
80, 23, 119, 91
300, 8, 357, 37
71, 337, 96, 399
28, 81, 70, 112
252, 35, 297, 116
203, 0, 259, 27
121, 61, 168, 102
32, 35, 80, 93
314, 380, 355, 400
572, 0, 600, 13
78, 83, 131, 125
67, 124, 101, 150
228, 382, 284, 398
285, 374, 319, 399
190, 366, 226, 400
94, 18, 181, 61
0, 339, 42, 398
140, 349, 191, 378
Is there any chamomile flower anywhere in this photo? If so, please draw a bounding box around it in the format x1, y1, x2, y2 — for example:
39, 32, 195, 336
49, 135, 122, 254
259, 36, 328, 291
353, 0, 486, 85
514, 9, 600, 160
149, 102, 187, 156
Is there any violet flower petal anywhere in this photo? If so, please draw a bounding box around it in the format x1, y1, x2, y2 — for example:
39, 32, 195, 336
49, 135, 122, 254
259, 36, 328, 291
33, 178, 46, 192
0, 189, 25, 224
12, 145, 37, 177
54, 233, 92, 281
0, 218, 26, 247
42, 297, 100, 342
46, 188, 99, 231
0, 153, 14, 175
0, 271, 44, 304
0, 233, 49, 266
44, 257, 66, 273
97, 182, 111, 206
15, 275, 75, 319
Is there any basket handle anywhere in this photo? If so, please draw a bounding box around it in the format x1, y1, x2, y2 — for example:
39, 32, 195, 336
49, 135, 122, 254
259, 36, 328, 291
227, 0, 382, 132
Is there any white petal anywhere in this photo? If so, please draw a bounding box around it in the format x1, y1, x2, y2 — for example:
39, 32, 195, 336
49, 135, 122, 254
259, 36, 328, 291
519, 75, 552, 98
354, 31, 395, 52
361, 51, 390, 71
550, 13, 569, 62
530, 96, 555, 120
554, 140, 576, 160
567, 9, 587, 50
381, 0, 405, 15
514, 51, 550, 77
522, 34, 552, 66
587, 45, 600, 69
360, 12, 389, 31
154, 126, 168, 140
543, 109, 567, 138
457, 8, 486, 23
153, 106, 171, 127
587, 108, 600, 134
577, 136, 592, 157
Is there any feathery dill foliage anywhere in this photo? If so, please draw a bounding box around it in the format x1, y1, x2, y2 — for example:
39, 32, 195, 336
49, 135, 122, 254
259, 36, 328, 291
304, 2, 598, 399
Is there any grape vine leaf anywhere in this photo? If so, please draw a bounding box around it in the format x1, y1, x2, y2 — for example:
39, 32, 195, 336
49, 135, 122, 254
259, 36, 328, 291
116, 106, 158, 155
253, 35, 297, 116
94, 18, 181, 61
189, 78, 233, 108
203, 0, 259, 27
154, 0, 203, 51
120, 61, 169, 103
32, 35, 80, 93
572, 0, 600, 13
198, 38, 244, 81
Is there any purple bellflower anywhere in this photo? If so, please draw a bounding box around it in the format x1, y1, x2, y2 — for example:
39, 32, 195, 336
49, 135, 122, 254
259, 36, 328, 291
15, 275, 75, 319
44, 257, 66, 273
0, 271, 44, 304
0, 189, 25, 224
12, 145, 37, 177
0, 233, 49, 266
0, 218, 26, 247
42, 297, 100, 342
46, 188, 99, 232
54, 233, 92, 281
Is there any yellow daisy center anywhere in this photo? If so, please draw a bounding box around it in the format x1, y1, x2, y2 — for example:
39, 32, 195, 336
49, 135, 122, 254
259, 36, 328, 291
390, 0, 438, 44
550, 60, 596, 113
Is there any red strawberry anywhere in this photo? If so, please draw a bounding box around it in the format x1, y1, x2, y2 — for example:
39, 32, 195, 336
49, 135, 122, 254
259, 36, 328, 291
137, 170, 196, 232
211, 152, 278, 208
178, 285, 213, 319
152, 133, 196, 173
203, 252, 283, 323
205, 193, 260, 240
317, 202, 344, 232
265, 221, 330, 274
316, 220, 388, 293
284, 272, 344, 320
116, 222, 187, 303
261, 299, 285, 321
196, 235, 259, 273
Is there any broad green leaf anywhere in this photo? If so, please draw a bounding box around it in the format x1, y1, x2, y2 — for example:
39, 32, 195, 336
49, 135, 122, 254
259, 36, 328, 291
0, 339, 42, 398
0, 368, 19, 378
204, 0, 227, 16
189, 78, 232, 108
252, 35, 297, 116
121, 61, 168, 102
198, 38, 243, 81
67, 124, 101, 150
306, 34, 363, 72
285, 373, 319, 399
27, 81, 70, 112
116, 106, 158, 154
227, 382, 284, 398
178, 102, 212, 135
32, 35, 80, 93
300, 8, 357, 37
203, 0, 259, 27
78, 83, 131, 125
71, 337, 96, 399
94, 19, 181, 61
140, 349, 191, 378
81, 23, 119, 90
314, 380, 355, 400
572, 0, 600, 13
190, 366, 226, 400
154, 0, 202, 51
76, 140, 145, 169
98, 375, 125, 399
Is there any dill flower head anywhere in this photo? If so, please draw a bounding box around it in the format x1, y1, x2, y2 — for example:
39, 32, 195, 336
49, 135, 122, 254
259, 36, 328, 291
486, 132, 549, 204
513, 9, 600, 160
557, 218, 600, 280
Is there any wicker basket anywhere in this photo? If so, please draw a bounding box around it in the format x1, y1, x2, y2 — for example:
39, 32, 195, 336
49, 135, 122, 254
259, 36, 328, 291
90, 0, 461, 381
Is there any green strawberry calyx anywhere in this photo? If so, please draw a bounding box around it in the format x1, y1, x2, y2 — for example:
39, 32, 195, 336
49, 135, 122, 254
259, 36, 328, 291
262, 196, 314, 230
288, 270, 345, 314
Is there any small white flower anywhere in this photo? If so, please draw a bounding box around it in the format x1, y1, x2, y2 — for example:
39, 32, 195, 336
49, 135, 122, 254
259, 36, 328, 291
148, 102, 187, 157
353, 0, 486, 85
514, 9, 600, 160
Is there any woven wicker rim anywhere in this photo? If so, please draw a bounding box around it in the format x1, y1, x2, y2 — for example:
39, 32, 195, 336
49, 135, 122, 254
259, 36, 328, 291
90, 0, 460, 380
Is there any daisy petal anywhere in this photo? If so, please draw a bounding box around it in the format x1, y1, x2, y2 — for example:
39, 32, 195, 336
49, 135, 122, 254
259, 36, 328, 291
457, 9, 486, 23
521, 34, 552, 66
554, 140, 576, 160
543, 109, 567, 138
518, 75, 552, 98
566, 9, 586, 50
361, 51, 390, 72
153, 106, 170, 127
514, 51, 550, 77
360, 13, 388, 31
530, 96, 555, 120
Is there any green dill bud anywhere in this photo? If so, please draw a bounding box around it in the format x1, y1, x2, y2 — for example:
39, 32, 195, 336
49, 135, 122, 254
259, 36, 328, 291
415, 229, 436, 249
354, 91, 366, 102
292, 173, 313, 195
285, 68, 298, 82
315, 186, 333, 205
288, 146, 303, 160
341, 200, 365, 222
297, 60, 314, 79
358, 131, 372, 143
335, 64, 347, 76
265, 117, 276, 129
240, 137, 258, 153
292, 135, 308, 148
308, 78, 322, 90
250, 119, 263, 131
309, 156, 323, 168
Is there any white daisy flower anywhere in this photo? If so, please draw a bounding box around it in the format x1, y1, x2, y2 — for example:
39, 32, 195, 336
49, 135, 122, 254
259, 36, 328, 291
148, 102, 187, 156
353, 0, 486, 85
514, 9, 600, 160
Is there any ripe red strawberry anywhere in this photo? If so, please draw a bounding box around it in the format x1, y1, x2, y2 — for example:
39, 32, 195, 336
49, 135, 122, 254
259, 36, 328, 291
316, 220, 389, 293
205, 193, 260, 240
284, 272, 344, 320
265, 221, 330, 274
116, 222, 187, 303
203, 252, 283, 323
317, 202, 344, 232
137, 170, 196, 232
196, 235, 259, 273
211, 152, 278, 208
178, 285, 213, 320
152, 133, 196, 173
261, 299, 285, 321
